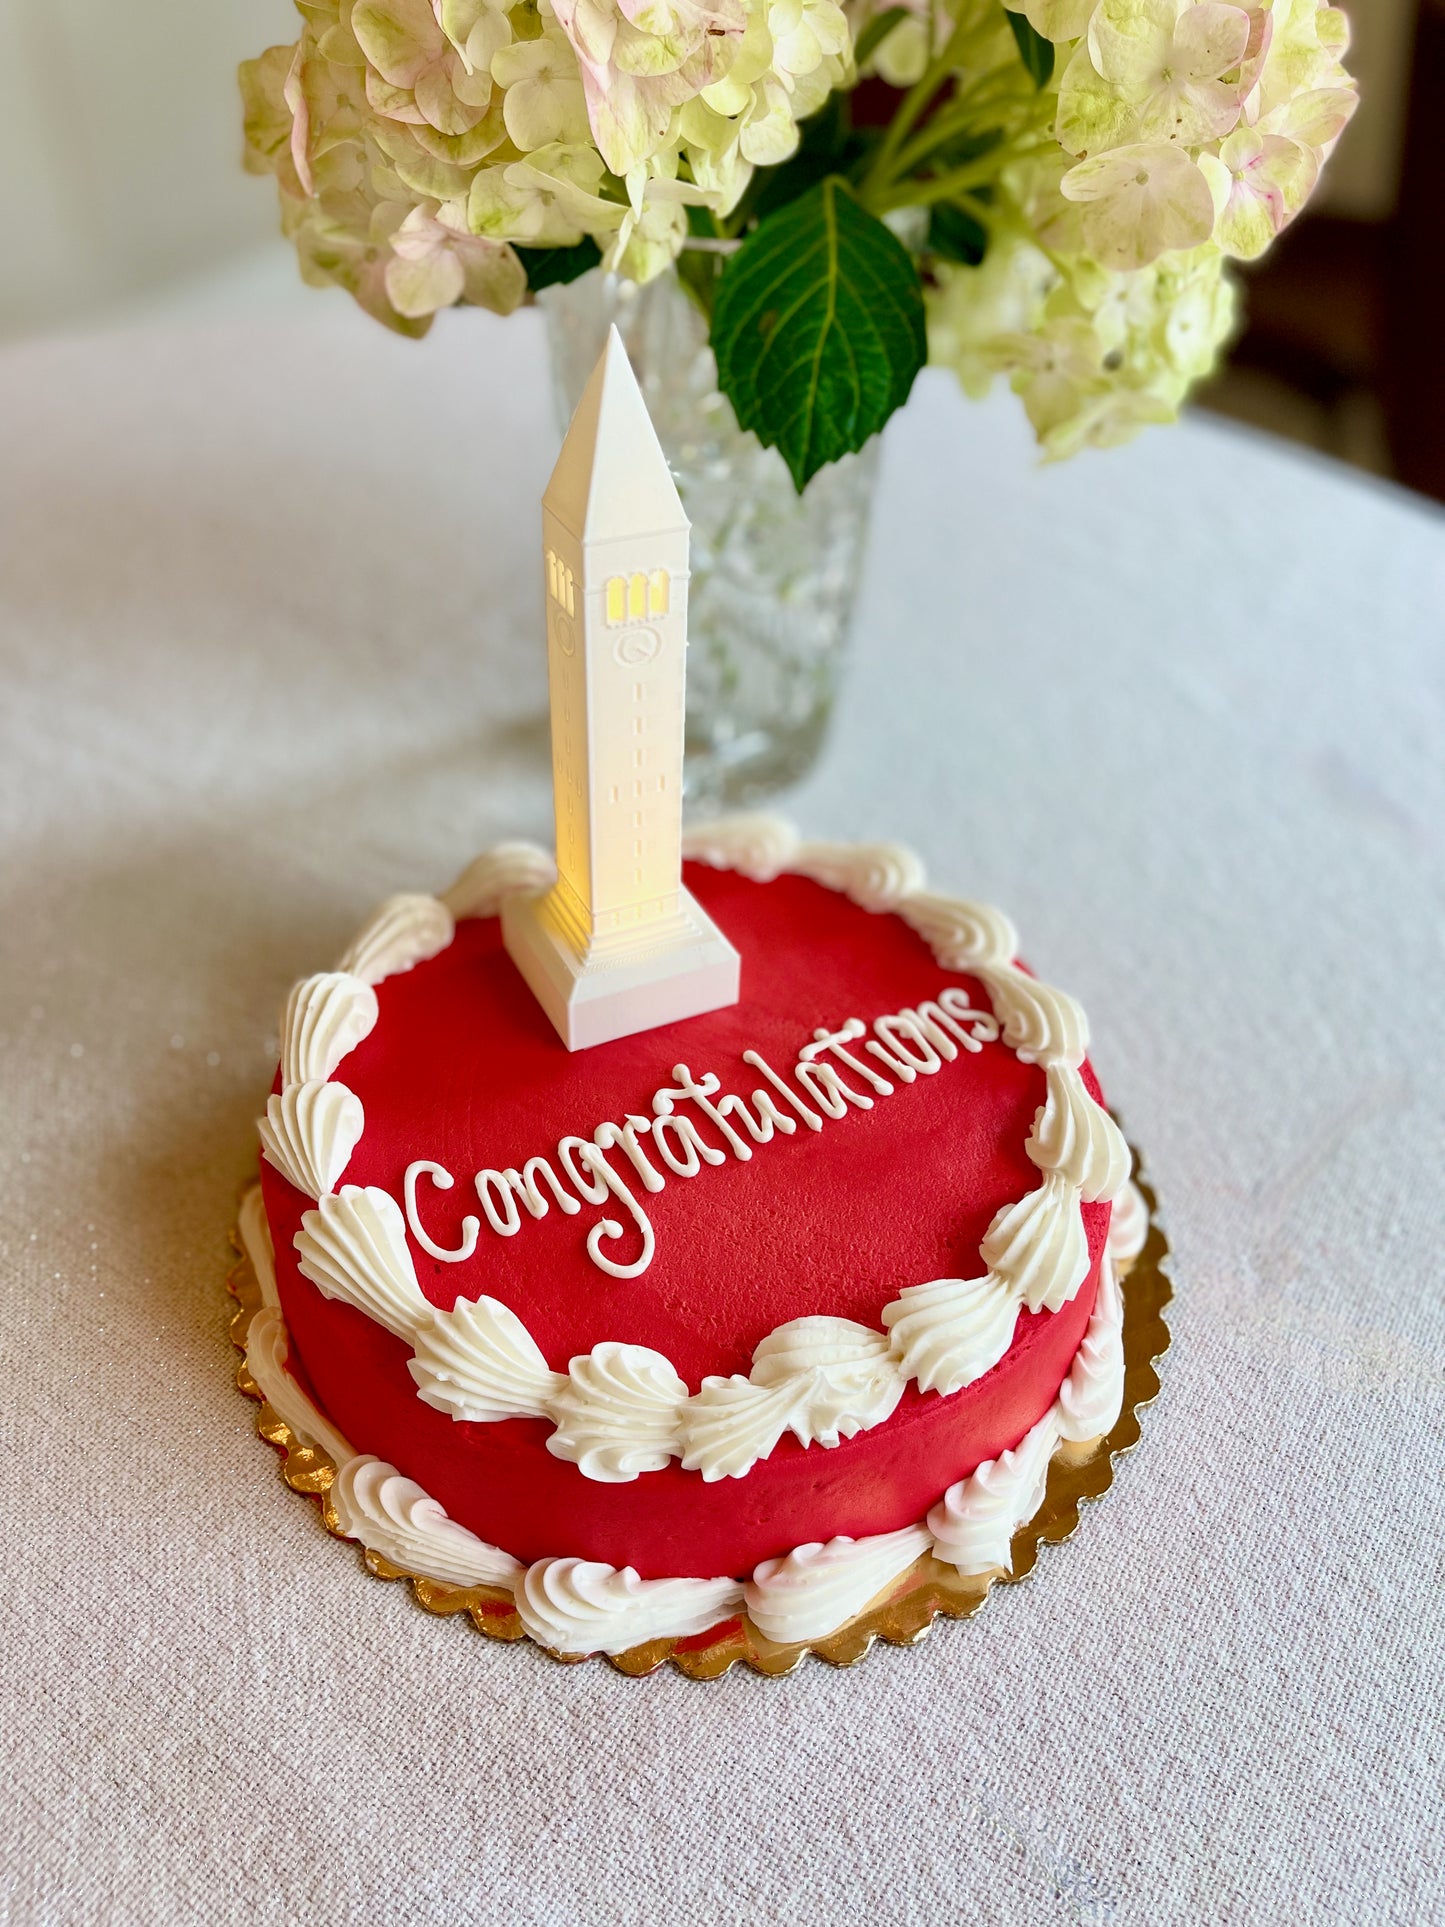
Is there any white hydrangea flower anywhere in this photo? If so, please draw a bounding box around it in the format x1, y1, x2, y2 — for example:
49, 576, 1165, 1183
242, 0, 1350, 457
1085, 0, 1254, 147
602, 155, 723, 278
551, 0, 747, 174
1050, 0, 1355, 268
927, 146, 1238, 461
351, 0, 498, 135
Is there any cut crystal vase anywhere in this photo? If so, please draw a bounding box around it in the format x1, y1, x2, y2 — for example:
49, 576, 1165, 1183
540, 267, 880, 811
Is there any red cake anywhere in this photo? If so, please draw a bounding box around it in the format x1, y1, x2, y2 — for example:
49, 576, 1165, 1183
242, 816, 1145, 1657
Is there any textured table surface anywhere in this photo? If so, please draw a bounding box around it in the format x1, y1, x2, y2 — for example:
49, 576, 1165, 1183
1, 300, 1442, 1927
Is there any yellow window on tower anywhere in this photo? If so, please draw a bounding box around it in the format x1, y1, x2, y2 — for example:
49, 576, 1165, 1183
565, 568, 575, 616
628, 572, 647, 619
606, 577, 625, 625
546, 551, 556, 601
648, 570, 669, 616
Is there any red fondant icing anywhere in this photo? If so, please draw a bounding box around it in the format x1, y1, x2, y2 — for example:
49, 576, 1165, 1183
262, 866, 1110, 1579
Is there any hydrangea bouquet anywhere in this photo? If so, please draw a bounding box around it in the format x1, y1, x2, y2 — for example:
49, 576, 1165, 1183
242, 0, 1356, 487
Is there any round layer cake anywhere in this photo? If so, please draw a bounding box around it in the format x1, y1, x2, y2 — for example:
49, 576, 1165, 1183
246, 817, 1142, 1655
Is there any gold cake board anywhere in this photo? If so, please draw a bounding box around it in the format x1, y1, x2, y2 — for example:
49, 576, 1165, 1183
228, 1151, 1171, 1679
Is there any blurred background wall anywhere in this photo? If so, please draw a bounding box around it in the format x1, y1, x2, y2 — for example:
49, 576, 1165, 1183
0, 0, 294, 335
0, 0, 1437, 494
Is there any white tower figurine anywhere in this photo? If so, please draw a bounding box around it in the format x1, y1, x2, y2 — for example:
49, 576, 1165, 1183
502, 328, 741, 1051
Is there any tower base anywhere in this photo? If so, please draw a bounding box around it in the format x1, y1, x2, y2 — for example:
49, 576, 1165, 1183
501, 885, 741, 1052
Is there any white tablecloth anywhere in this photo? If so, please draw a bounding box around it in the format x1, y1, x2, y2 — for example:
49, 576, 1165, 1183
2, 301, 1442, 1926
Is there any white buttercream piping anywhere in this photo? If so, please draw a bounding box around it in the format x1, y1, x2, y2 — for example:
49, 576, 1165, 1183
258, 1079, 363, 1200
515, 1560, 745, 1656
880, 1271, 1019, 1397
981, 1173, 1091, 1315
544, 1343, 690, 1482
241, 1234, 1129, 1654
280, 972, 378, 1089
1057, 1255, 1126, 1445
244, 1304, 354, 1469
927, 1407, 1061, 1577
295, 1185, 434, 1340
441, 841, 556, 919
744, 1526, 932, 1645
330, 1457, 524, 1590
238, 1183, 279, 1310
681, 814, 800, 881
336, 892, 454, 985
409, 1293, 565, 1422
787, 839, 927, 912
266, 820, 1122, 1486
1026, 1062, 1131, 1203
1108, 1178, 1149, 1268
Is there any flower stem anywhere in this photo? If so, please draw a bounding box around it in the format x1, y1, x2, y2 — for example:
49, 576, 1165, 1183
860, 17, 979, 196
875, 136, 1049, 212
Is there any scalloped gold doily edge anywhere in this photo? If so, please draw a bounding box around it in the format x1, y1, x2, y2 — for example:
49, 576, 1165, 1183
227, 1141, 1171, 1680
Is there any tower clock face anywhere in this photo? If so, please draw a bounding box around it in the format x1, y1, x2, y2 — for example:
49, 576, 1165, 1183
612, 626, 661, 667
551, 610, 575, 656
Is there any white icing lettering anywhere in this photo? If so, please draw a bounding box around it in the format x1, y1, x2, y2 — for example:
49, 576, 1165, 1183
718, 1084, 796, 1145
649, 1088, 728, 1175
505, 1157, 582, 1220
593, 1115, 666, 1193
665, 1063, 754, 1161
866, 1034, 917, 1081
474, 1169, 522, 1237
804, 1020, 895, 1096
795, 1025, 878, 1118
873, 1011, 944, 1075
935, 988, 1001, 1049
741, 1050, 824, 1132
402, 986, 1000, 1277
558, 1136, 656, 1280
404, 1160, 480, 1263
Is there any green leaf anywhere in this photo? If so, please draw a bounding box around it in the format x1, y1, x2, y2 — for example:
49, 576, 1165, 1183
711, 176, 926, 493
514, 238, 602, 293
927, 202, 989, 266
852, 5, 912, 69
1006, 9, 1055, 88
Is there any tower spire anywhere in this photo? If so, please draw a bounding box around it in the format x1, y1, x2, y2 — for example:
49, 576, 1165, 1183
502, 330, 740, 1052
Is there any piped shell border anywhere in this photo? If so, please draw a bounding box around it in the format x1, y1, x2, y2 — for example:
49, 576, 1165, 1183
227, 1139, 1170, 1679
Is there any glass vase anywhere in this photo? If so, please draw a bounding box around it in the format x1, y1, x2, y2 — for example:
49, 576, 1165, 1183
539, 267, 880, 811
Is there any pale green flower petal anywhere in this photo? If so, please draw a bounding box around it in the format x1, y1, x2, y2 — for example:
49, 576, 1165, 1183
1199, 127, 1316, 259
1062, 142, 1217, 269
1087, 0, 1250, 147
240, 46, 299, 178
352, 0, 439, 88
1259, 83, 1357, 155
370, 119, 480, 197
1056, 39, 1145, 157
365, 67, 429, 124
1018, 0, 1100, 40
385, 243, 467, 315
495, 32, 592, 149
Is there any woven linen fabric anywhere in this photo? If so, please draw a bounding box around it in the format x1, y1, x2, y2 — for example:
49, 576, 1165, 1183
1, 305, 1441, 1927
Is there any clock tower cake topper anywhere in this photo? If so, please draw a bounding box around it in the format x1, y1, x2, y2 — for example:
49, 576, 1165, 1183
503, 328, 740, 1051
232, 334, 1169, 1676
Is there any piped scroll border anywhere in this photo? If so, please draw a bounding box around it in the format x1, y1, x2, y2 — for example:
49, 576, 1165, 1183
226, 1139, 1170, 1679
